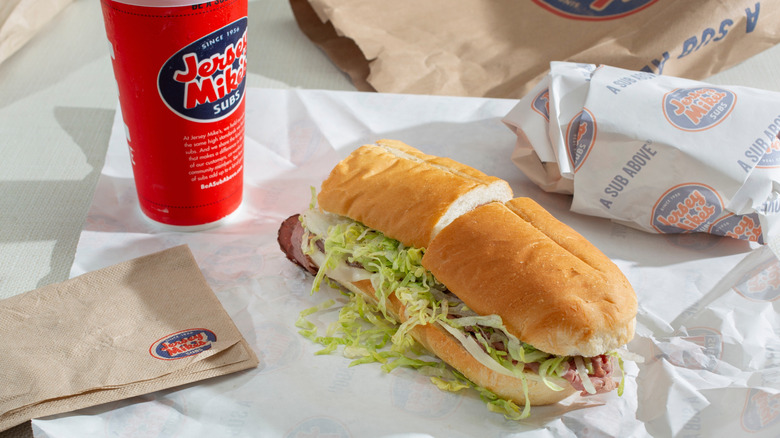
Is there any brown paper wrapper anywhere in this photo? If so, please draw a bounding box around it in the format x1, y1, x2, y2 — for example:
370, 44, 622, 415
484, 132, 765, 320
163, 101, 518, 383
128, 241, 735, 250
0, 245, 259, 432
291, 0, 780, 99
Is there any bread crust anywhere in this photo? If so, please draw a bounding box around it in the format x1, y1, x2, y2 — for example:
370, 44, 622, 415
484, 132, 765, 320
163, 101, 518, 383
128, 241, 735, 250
307, 142, 635, 404
422, 199, 637, 357
301, 209, 577, 407
317, 139, 513, 249
341, 280, 576, 406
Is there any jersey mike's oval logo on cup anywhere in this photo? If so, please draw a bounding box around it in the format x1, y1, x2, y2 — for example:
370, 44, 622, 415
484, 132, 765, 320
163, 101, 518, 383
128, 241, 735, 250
531, 87, 550, 121
651, 183, 723, 234
150, 328, 217, 360
531, 0, 658, 20
158, 17, 248, 123
662, 86, 736, 132
567, 108, 596, 172
102, 0, 247, 227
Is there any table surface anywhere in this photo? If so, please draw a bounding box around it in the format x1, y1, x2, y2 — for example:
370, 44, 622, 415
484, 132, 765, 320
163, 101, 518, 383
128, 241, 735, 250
2, 0, 780, 436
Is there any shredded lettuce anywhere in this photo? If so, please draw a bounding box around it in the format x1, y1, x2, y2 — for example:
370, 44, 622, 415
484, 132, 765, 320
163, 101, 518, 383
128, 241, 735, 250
296, 206, 627, 420
608, 350, 627, 397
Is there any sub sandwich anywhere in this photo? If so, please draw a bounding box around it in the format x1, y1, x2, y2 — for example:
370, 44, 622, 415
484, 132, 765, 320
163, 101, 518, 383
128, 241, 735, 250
277, 139, 637, 418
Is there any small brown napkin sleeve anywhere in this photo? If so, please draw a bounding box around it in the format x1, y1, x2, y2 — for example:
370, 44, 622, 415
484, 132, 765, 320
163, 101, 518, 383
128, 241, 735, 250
0, 245, 260, 432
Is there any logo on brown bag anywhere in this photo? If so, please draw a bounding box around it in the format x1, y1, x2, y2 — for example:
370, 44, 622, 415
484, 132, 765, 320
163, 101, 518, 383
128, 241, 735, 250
532, 0, 658, 21
149, 328, 217, 360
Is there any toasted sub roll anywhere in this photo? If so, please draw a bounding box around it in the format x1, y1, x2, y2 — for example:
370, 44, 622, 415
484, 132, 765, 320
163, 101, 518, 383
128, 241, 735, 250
306, 258, 578, 406
279, 139, 637, 413
422, 199, 637, 357
317, 139, 513, 248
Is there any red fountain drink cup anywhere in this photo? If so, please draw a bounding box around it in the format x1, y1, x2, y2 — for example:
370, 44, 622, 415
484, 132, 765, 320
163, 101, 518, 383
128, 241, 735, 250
101, 0, 248, 228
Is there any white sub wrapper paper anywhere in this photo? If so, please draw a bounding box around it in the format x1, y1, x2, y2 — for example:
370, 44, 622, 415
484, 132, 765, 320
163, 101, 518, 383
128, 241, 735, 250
29, 88, 780, 438
504, 63, 780, 253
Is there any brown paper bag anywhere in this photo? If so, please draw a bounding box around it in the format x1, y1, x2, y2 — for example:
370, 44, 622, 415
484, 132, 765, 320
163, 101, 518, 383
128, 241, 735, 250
291, 0, 780, 99
0, 245, 259, 432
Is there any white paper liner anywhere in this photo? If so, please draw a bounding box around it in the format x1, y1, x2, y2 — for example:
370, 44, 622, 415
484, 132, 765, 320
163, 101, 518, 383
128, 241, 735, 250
29, 88, 780, 438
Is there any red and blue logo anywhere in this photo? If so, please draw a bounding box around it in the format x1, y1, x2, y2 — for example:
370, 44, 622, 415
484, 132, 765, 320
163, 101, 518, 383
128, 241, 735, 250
531, 87, 550, 121
662, 87, 736, 132
651, 183, 723, 234
150, 328, 217, 360
158, 17, 247, 123
531, 0, 657, 20
567, 108, 596, 172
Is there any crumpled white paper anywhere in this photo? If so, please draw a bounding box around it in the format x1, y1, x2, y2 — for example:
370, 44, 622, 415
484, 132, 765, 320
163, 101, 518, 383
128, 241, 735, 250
0, 0, 73, 65
31, 88, 780, 437
504, 62, 780, 255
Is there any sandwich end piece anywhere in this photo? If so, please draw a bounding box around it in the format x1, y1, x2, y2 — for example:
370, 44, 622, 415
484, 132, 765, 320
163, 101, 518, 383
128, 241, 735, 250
317, 139, 515, 248
423, 200, 637, 358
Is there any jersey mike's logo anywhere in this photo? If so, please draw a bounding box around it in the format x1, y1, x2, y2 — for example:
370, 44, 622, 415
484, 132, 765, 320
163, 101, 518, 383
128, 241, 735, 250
531, 88, 550, 121
567, 108, 596, 172
158, 17, 247, 122
757, 134, 780, 168
742, 389, 780, 433
651, 183, 723, 234
663, 87, 736, 131
150, 328, 217, 360
710, 212, 763, 244
671, 327, 722, 372
531, 0, 658, 20
733, 257, 780, 302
